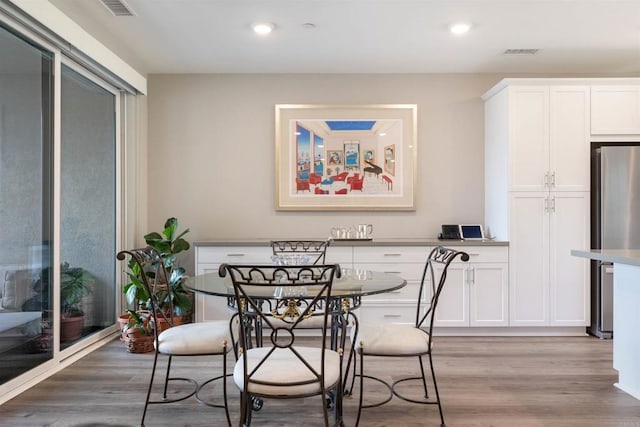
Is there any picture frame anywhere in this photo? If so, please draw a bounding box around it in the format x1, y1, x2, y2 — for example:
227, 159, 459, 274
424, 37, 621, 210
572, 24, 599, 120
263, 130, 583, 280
275, 104, 417, 211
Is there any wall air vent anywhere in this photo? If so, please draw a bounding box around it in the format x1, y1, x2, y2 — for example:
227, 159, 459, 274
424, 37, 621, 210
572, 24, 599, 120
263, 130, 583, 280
503, 49, 540, 55
100, 0, 135, 17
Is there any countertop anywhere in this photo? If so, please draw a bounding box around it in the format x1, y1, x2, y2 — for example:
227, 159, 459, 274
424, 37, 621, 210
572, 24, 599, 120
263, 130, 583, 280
195, 238, 509, 247
571, 249, 640, 267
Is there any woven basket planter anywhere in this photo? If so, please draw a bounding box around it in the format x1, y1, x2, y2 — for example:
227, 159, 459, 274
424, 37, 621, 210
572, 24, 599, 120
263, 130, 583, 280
122, 329, 154, 353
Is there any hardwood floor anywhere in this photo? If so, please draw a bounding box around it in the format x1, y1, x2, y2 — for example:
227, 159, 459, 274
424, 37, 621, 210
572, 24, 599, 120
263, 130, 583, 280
1, 335, 639, 426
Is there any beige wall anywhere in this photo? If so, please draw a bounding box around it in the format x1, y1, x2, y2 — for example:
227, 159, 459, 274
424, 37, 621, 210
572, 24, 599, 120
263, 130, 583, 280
146, 73, 506, 250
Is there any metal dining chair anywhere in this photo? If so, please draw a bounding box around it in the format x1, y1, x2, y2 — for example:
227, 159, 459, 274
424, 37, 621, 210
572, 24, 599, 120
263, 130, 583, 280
270, 239, 331, 265
117, 247, 232, 426
351, 246, 469, 427
220, 263, 345, 427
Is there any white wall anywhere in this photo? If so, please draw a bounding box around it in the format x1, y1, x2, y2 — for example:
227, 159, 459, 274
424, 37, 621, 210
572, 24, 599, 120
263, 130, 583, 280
146, 73, 505, 256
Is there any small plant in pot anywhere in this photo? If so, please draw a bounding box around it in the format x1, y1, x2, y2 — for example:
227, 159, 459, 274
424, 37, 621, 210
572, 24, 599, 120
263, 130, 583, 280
121, 309, 155, 353
58, 262, 94, 342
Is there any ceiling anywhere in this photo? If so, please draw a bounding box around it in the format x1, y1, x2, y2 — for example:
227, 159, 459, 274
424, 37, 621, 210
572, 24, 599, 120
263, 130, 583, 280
46, 0, 640, 76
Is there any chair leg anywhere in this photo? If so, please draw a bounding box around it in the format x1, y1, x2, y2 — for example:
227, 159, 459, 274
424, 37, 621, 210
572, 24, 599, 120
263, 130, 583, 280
428, 353, 445, 427
222, 350, 231, 426
355, 349, 364, 427
141, 351, 160, 426
418, 355, 429, 399
162, 355, 174, 399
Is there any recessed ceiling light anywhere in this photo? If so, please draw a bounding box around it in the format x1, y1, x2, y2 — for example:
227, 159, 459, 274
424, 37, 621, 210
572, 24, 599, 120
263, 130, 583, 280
252, 22, 274, 35
449, 22, 472, 35
302, 22, 316, 29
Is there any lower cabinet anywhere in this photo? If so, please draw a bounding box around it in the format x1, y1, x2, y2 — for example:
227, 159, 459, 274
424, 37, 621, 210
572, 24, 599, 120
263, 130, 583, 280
434, 247, 509, 327
194, 246, 272, 322
193, 243, 516, 333
353, 245, 433, 325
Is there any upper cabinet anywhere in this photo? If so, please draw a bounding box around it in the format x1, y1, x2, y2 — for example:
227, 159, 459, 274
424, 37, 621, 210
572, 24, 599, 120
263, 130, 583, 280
502, 85, 590, 192
591, 86, 640, 135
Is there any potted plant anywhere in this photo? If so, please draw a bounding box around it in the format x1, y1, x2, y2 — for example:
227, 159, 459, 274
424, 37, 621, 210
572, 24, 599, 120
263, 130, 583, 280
58, 262, 94, 342
121, 309, 155, 353
121, 217, 192, 333
143, 217, 192, 320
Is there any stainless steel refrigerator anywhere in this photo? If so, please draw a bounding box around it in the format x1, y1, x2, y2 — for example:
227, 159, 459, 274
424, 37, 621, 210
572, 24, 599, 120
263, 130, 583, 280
589, 144, 640, 338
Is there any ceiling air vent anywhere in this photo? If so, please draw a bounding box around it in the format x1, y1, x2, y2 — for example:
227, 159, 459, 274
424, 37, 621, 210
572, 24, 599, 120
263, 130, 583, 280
100, 0, 135, 17
503, 49, 540, 55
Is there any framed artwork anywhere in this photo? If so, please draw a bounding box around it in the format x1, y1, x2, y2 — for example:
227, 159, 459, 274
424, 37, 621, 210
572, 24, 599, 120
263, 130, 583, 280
363, 149, 375, 167
327, 150, 343, 165
275, 104, 417, 211
344, 140, 360, 170
384, 144, 395, 176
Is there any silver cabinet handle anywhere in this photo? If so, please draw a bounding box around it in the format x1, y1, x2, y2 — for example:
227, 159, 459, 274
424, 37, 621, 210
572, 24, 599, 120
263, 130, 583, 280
383, 253, 402, 257
383, 271, 402, 274
227, 253, 246, 257
383, 314, 402, 318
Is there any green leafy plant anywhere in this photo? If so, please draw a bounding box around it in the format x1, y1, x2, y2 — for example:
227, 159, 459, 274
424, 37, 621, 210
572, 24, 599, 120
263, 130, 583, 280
40, 262, 94, 317
122, 309, 153, 336
122, 217, 192, 317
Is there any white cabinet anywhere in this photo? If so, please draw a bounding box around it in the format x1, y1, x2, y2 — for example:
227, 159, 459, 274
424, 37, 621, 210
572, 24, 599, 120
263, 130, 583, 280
353, 246, 432, 325
435, 246, 509, 327
506, 86, 590, 192
485, 81, 591, 329
591, 86, 640, 135
508, 192, 590, 326
194, 246, 272, 321
194, 242, 509, 332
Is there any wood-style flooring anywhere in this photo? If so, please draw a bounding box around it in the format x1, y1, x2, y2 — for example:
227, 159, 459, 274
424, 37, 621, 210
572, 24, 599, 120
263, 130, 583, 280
1, 335, 639, 426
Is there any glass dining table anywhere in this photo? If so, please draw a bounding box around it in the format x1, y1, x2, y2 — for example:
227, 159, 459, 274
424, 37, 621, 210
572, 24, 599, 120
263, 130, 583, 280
184, 266, 406, 418
183, 267, 407, 349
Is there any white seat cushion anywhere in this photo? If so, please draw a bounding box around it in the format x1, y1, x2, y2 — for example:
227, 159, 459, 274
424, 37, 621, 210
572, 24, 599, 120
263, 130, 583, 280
353, 322, 430, 356
157, 320, 230, 355
234, 346, 341, 396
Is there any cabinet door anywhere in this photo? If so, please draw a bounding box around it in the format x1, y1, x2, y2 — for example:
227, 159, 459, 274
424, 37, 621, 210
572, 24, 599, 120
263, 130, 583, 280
509, 193, 549, 325
470, 263, 509, 326
550, 86, 590, 191
433, 263, 468, 327
549, 192, 590, 325
591, 86, 640, 135
509, 86, 549, 192
194, 263, 231, 322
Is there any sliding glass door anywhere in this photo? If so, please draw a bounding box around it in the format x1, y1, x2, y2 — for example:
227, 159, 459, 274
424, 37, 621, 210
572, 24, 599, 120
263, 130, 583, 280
0, 24, 54, 382
59, 64, 118, 348
0, 21, 122, 382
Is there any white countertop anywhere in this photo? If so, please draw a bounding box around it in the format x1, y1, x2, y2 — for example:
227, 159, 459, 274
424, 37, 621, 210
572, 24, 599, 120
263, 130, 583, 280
195, 238, 509, 247
571, 249, 640, 267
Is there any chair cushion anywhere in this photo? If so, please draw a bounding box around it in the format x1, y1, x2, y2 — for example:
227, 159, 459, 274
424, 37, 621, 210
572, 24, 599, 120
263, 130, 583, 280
353, 322, 430, 356
156, 320, 230, 355
233, 346, 341, 396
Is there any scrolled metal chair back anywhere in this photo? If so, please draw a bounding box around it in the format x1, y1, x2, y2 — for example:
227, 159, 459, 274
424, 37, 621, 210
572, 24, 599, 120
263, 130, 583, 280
117, 246, 174, 339
270, 239, 331, 265
417, 246, 469, 342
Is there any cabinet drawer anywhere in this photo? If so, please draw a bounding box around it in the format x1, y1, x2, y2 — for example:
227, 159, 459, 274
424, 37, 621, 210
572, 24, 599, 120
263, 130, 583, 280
354, 262, 424, 281
353, 246, 431, 263
197, 246, 272, 264
358, 302, 423, 325
364, 281, 424, 302
452, 246, 508, 263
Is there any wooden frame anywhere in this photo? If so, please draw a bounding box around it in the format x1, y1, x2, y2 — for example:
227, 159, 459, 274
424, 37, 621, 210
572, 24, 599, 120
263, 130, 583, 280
275, 104, 417, 211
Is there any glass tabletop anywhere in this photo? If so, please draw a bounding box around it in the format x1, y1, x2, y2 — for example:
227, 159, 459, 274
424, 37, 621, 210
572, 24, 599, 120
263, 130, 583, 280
183, 268, 406, 298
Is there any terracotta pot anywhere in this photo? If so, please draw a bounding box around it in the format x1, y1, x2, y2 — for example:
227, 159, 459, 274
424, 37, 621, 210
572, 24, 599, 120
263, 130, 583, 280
61, 313, 84, 342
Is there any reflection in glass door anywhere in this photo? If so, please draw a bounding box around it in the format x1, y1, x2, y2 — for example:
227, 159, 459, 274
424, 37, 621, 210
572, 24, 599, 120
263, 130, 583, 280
59, 64, 117, 348
0, 25, 54, 382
